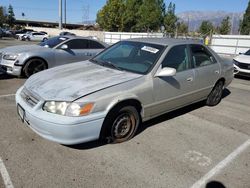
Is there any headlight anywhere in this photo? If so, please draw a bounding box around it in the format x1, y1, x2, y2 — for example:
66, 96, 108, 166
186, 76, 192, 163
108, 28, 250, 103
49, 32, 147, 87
233, 59, 239, 66
43, 101, 94, 117
3, 54, 18, 61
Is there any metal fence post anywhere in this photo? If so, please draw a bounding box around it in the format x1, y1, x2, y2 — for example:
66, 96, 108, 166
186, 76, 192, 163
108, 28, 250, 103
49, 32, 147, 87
235, 38, 239, 56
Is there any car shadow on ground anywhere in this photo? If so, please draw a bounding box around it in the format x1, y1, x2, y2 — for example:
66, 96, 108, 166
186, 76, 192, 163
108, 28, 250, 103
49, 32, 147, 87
66, 89, 231, 150
235, 75, 250, 81
0, 72, 17, 80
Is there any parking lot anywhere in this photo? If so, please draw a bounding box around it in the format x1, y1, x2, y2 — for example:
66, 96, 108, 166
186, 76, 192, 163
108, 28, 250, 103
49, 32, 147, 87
0, 39, 250, 188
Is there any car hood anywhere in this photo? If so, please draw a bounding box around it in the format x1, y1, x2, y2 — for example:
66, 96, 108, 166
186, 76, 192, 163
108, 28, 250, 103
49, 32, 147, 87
24, 61, 143, 101
0, 45, 50, 54
234, 55, 250, 64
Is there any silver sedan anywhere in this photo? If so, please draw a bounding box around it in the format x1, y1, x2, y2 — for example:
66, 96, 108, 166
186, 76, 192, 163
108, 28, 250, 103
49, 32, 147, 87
0, 35, 108, 77
16, 38, 234, 145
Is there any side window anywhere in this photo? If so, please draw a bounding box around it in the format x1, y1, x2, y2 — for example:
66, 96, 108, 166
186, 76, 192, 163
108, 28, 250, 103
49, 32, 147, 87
190, 45, 216, 67
66, 39, 88, 49
162, 45, 189, 72
89, 40, 104, 49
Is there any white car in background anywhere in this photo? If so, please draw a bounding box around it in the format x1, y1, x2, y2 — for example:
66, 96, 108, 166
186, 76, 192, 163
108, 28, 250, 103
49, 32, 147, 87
22, 32, 49, 42
16, 32, 32, 40
233, 49, 250, 77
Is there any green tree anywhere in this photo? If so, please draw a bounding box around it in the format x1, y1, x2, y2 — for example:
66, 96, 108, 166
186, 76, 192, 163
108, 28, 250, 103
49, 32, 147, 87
199, 20, 214, 36
241, 0, 250, 35
0, 6, 6, 27
122, 0, 142, 32
164, 2, 178, 34
6, 4, 15, 27
137, 0, 163, 32
96, 0, 124, 31
176, 22, 188, 35
218, 16, 231, 34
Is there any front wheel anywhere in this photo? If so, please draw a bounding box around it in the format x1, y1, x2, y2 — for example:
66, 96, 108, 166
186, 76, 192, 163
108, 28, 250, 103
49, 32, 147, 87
101, 106, 140, 143
23, 58, 47, 78
206, 80, 224, 106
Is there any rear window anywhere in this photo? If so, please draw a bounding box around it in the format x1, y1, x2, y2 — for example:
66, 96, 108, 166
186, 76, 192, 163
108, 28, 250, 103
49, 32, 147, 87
89, 40, 104, 49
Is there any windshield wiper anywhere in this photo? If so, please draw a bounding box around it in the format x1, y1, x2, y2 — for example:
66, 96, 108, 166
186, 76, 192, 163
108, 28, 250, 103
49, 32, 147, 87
91, 59, 122, 71
102, 61, 123, 71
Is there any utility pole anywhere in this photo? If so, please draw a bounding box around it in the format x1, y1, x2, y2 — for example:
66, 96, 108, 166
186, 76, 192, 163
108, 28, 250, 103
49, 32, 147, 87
59, 0, 62, 30
64, 0, 66, 29
231, 13, 234, 35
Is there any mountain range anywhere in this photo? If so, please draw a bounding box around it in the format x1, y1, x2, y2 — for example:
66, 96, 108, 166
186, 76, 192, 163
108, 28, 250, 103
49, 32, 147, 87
177, 11, 244, 34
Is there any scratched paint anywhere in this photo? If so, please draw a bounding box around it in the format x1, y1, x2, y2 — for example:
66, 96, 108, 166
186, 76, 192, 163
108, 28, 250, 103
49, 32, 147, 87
24, 61, 142, 101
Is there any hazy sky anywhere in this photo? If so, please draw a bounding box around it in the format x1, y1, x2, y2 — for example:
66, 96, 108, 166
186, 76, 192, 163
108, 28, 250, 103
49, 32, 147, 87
0, 0, 249, 23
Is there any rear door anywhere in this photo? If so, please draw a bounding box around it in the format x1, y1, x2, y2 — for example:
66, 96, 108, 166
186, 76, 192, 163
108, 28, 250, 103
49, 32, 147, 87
189, 44, 221, 99
88, 40, 106, 57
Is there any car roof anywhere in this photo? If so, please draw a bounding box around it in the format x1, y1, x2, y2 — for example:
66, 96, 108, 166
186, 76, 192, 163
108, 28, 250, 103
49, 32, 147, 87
65, 35, 109, 47
125, 37, 203, 46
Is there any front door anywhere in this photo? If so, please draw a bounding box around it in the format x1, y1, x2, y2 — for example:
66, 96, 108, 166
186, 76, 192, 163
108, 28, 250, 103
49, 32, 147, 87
151, 44, 196, 117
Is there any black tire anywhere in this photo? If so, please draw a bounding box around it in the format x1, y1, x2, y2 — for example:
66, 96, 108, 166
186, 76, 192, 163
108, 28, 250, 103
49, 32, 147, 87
206, 80, 224, 106
23, 58, 47, 78
42, 38, 48, 42
101, 106, 140, 143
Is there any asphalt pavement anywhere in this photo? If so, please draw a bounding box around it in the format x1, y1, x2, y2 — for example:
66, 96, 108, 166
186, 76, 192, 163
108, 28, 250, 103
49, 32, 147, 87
0, 39, 249, 188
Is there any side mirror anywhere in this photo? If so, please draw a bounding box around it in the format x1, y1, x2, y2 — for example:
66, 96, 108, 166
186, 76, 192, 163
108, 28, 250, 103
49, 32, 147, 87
60, 44, 68, 50
155, 67, 176, 77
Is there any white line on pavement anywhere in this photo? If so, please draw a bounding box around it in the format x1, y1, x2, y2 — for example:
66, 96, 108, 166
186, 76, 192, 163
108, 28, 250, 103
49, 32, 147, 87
191, 139, 250, 188
0, 157, 14, 188
0, 94, 15, 98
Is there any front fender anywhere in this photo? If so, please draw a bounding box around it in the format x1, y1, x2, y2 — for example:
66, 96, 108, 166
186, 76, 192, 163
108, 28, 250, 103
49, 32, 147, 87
106, 94, 145, 118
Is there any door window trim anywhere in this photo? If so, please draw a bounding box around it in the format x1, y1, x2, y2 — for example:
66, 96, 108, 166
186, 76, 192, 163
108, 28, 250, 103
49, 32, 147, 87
159, 44, 192, 73
189, 44, 218, 69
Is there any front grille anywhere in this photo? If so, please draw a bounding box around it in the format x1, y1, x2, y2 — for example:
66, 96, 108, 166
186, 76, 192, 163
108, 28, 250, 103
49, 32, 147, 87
20, 88, 40, 107
238, 62, 250, 70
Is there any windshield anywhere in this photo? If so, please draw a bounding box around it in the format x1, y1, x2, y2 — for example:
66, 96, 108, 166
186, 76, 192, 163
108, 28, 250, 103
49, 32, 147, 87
245, 50, 250, 55
91, 41, 164, 74
38, 36, 69, 48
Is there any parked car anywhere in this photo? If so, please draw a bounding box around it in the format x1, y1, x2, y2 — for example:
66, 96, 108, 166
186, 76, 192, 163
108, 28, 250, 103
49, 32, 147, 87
59, 31, 76, 36
3, 29, 15, 37
22, 32, 49, 41
14, 29, 34, 39
15, 38, 234, 145
0, 36, 108, 77
40, 31, 48, 35
233, 49, 250, 77
0, 28, 3, 38
16, 31, 32, 40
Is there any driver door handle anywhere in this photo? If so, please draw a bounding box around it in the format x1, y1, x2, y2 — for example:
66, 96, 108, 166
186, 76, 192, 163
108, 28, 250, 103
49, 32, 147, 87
187, 77, 193, 82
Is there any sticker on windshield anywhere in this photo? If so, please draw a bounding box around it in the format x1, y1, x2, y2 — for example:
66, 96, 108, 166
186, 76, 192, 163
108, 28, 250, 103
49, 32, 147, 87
59, 37, 67, 40
141, 46, 159, 54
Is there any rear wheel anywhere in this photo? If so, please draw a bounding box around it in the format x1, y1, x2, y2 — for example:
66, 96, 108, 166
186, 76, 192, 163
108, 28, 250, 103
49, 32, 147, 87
23, 58, 47, 78
42, 38, 48, 42
206, 80, 224, 106
101, 106, 140, 143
